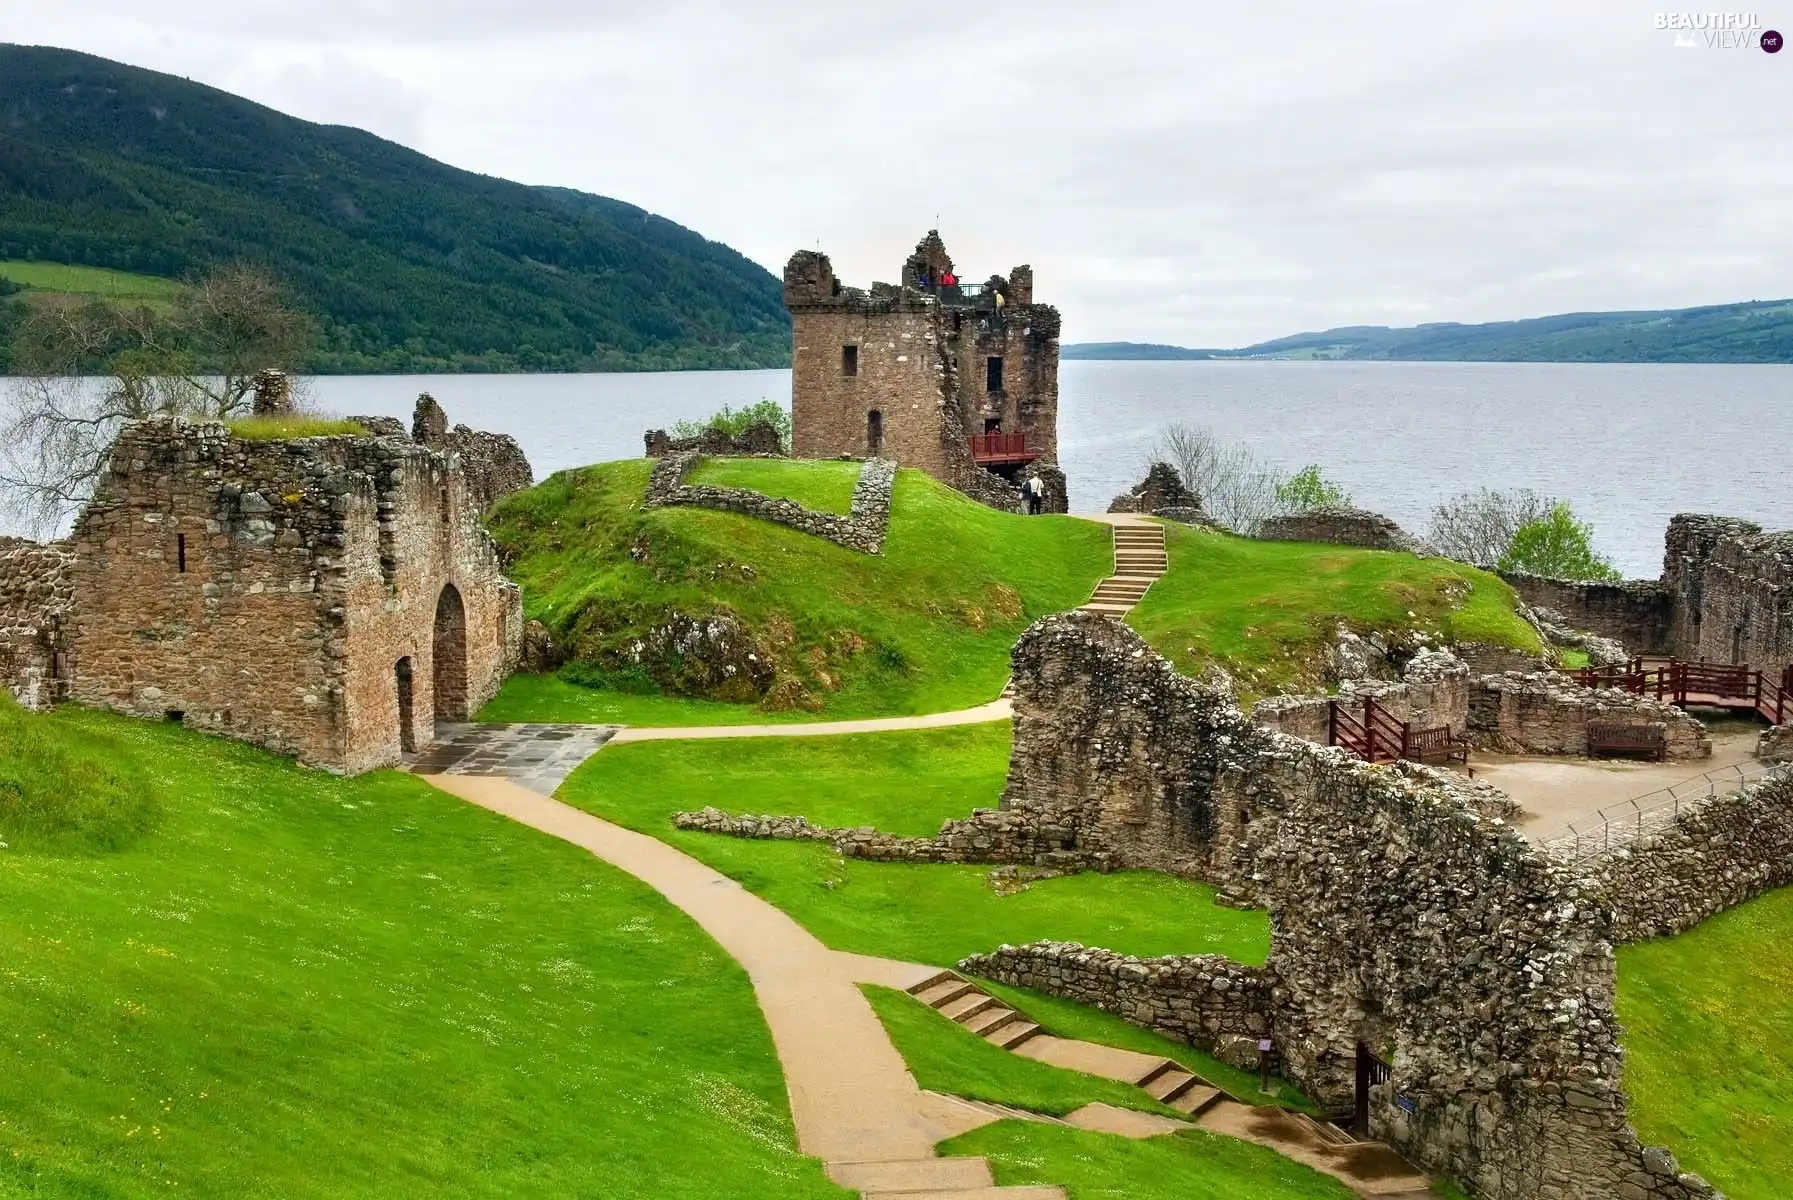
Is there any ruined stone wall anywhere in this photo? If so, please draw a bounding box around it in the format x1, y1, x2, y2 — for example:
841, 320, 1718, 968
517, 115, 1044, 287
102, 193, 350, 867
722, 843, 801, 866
643, 452, 896, 554
1500, 573, 1673, 657
58, 418, 519, 773
1108, 462, 1208, 523
959, 942, 1272, 1065
644, 422, 784, 458
1761, 724, 1793, 762
1466, 672, 1711, 760
445, 425, 533, 512
1665, 515, 1793, 667
1592, 768, 1793, 942
1257, 507, 1429, 554
0, 537, 74, 709
981, 612, 1717, 1200
671, 803, 1100, 871
1250, 649, 1470, 744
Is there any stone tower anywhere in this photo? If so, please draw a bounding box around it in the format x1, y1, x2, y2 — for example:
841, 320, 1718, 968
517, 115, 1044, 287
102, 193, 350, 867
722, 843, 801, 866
783, 231, 1067, 512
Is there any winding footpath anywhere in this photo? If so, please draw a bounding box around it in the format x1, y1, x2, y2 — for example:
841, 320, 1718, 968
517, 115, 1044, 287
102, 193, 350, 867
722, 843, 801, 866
412, 519, 1441, 1197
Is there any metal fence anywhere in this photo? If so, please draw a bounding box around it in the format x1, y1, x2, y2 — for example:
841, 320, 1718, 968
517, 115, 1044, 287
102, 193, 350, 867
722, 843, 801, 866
1536, 761, 1792, 862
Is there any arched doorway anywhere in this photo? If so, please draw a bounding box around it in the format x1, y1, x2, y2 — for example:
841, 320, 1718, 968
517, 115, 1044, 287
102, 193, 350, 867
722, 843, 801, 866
433, 584, 469, 725
867, 410, 884, 455
396, 656, 417, 752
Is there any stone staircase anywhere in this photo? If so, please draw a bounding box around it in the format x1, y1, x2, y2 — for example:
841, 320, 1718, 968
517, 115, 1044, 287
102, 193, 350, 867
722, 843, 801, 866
827, 1156, 1064, 1199
1080, 520, 1167, 619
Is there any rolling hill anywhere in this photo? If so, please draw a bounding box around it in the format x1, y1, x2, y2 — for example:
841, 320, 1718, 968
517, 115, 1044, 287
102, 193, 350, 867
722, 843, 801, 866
0, 44, 790, 373
1064, 299, 1793, 364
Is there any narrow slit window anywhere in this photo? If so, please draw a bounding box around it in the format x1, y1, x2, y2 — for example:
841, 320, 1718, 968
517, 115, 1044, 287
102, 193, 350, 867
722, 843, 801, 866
986, 356, 1004, 392
867, 410, 884, 455
176, 533, 187, 573
842, 344, 859, 376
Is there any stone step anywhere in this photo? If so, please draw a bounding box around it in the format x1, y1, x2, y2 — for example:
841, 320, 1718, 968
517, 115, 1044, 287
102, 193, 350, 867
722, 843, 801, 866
961, 1006, 1022, 1036
828, 1157, 995, 1191
1142, 1068, 1199, 1103
862, 1188, 1067, 1200
1091, 581, 1152, 594
1170, 1085, 1225, 1117
915, 979, 978, 1009
940, 992, 1002, 1022
987, 1019, 1043, 1050
1079, 605, 1132, 617
907, 969, 960, 994
1295, 1113, 1358, 1146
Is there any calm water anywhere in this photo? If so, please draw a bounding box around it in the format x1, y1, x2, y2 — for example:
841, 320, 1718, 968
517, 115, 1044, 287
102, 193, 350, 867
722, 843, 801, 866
306, 361, 1791, 578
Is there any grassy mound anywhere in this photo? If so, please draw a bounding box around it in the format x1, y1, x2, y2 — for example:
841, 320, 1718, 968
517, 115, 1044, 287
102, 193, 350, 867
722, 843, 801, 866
0, 704, 846, 1198
556, 727, 1271, 966
225, 415, 368, 440
0, 694, 158, 852
684, 457, 861, 515
485, 459, 1111, 719
1619, 886, 1793, 1200
1129, 523, 1541, 697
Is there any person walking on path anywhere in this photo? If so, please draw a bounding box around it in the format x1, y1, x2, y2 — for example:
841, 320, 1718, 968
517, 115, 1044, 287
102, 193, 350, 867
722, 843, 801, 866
1258, 1036, 1274, 1094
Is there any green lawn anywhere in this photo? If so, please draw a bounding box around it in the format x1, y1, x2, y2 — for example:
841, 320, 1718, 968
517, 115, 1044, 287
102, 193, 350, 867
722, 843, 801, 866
0, 698, 846, 1199
1128, 523, 1542, 698
0, 260, 183, 303
685, 456, 862, 515
974, 980, 1317, 1114
225, 415, 368, 441
1618, 886, 1793, 1200
941, 1123, 1358, 1200
863, 986, 1180, 1118
485, 460, 1111, 718
555, 730, 1271, 966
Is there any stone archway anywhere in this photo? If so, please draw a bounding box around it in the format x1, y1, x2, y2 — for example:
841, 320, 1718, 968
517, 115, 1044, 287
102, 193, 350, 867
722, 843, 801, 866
433, 584, 469, 724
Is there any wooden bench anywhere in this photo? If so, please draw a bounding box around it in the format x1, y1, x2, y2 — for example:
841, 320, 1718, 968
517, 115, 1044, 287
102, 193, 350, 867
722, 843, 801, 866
1406, 725, 1469, 765
1587, 722, 1666, 762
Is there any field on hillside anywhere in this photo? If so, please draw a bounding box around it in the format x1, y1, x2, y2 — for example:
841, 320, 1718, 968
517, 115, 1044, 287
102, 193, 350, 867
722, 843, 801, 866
485, 460, 1112, 721
1129, 523, 1541, 697
0, 698, 846, 1198
0, 259, 183, 303
557, 726, 1272, 966
1618, 886, 1793, 1200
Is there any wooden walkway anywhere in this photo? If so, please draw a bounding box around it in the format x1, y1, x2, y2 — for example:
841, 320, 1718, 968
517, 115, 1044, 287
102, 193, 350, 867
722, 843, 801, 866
1569, 659, 1793, 727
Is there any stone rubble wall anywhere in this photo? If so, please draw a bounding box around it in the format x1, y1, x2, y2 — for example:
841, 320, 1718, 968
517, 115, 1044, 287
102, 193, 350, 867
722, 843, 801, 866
643, 451, 897, 554
1454, 641, 1553, 676
644, 421, 785, 458
983, 611, 1717, 1200
1591, 768, 1793, 942
671, 805, 1105, 870
1760, 724, 1793, 762
444, 425, 533, 512
1467, 672, 1711, 760
1527, 605, 1632, 668
1256, 506, 1433, 555
1108, 462, 1211, 524
0, 536, 75, 709
1251, 649, 1471, 746
1499, 572, 1673, 658
958, 942, 1272, 1061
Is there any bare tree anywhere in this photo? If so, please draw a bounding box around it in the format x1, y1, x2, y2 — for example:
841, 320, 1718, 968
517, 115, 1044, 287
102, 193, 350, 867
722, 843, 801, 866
0, 264, 313, 535
1426, 488, 1556, 567
1151, 422, 1288, 534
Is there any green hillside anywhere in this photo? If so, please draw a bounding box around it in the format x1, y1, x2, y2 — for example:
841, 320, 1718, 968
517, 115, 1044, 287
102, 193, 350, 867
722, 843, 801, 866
0, 44, 789, 373
1064, 299, 1793, 364
483, 459, 1114, 721
0, 695, 845, 1198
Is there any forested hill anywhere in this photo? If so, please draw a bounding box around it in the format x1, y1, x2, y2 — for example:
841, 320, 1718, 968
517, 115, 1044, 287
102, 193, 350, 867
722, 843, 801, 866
1064, 299, 1793, 364
0, 45, 790, 372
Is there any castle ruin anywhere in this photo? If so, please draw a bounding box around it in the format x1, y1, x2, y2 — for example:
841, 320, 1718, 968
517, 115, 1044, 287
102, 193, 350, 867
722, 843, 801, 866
784, 231, 1068, 513
0, 399, 531, 774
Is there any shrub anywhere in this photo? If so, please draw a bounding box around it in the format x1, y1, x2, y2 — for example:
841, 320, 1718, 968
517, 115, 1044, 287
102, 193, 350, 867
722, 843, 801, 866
1498, 502, 1622, 581
1427, 488, 1556, 567
672, 399, 791, 452
1275, 465, 1350, 512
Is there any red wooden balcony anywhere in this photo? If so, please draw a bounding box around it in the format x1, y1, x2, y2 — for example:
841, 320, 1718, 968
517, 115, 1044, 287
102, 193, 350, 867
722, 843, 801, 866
969, 432, 1039, 466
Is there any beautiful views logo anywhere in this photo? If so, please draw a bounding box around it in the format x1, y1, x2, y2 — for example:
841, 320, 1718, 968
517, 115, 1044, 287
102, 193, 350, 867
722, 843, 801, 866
1655, 12, 1783, 50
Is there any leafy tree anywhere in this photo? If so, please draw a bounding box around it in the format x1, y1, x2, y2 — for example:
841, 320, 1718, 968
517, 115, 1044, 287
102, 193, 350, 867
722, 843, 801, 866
1427, 488, 1557, 567
1275, 465, 1350, 512
0, 263, 314, 533
673, 399, 792, 453
1497, 503, 1621, 581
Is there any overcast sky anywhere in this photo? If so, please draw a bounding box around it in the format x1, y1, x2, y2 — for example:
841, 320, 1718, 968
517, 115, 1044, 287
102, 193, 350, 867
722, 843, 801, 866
10, 1, 1792, 345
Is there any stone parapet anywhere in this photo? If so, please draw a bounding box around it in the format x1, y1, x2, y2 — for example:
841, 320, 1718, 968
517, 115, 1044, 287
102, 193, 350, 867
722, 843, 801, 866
1257, 506, 1430, 554
671, 805, 1106, 870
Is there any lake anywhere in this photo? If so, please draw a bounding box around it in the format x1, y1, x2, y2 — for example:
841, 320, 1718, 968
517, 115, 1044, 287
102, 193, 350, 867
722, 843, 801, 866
305, 360, 1790, 578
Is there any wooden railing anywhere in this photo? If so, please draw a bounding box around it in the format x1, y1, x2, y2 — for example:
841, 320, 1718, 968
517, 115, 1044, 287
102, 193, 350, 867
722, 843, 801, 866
968, 432, 1036, 464
1329, 695, 1469, 765
1567, 658, 1793, 727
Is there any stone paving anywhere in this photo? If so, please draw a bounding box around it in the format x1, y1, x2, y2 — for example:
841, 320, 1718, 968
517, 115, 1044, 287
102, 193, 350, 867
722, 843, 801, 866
407, 723, 619, 794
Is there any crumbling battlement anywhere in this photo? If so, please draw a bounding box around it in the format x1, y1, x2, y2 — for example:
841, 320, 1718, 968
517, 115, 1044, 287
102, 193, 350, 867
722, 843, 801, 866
1505, 513, 1792, 669
2, 400, 524, 773
967, 611, 1717, 1200
405, 393, 534, 512
0, 536, 75, 710
1257, 506, 1432, 554
784, 230, 1067, 514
